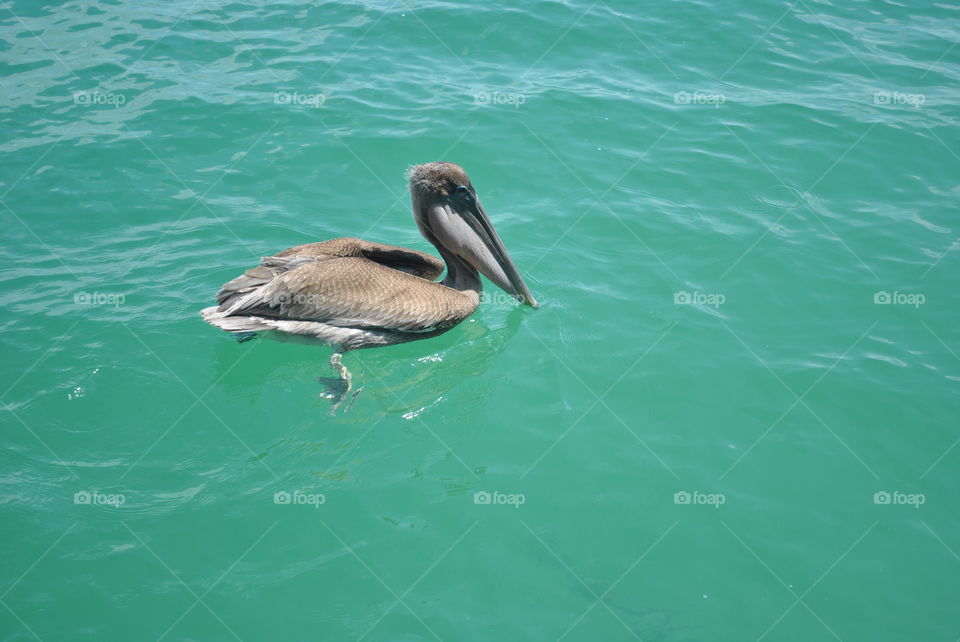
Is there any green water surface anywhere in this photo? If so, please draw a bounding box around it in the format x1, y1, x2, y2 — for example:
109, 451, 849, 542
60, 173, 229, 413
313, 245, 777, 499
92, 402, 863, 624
2, 0, 959, 640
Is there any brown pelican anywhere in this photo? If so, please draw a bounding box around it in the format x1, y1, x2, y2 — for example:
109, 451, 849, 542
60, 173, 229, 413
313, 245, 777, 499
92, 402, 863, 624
200, 162, 538, 410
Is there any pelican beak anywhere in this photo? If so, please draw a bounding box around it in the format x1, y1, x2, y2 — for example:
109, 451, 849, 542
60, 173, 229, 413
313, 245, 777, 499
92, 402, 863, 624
453, 190, 538, 308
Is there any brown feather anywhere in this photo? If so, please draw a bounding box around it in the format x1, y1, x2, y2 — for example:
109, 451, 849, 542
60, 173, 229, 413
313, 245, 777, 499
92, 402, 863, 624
216, 237, 476, 332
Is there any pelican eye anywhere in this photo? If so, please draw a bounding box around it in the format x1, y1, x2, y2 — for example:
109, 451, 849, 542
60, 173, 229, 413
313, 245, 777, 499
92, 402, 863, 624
455, 185, 472, 199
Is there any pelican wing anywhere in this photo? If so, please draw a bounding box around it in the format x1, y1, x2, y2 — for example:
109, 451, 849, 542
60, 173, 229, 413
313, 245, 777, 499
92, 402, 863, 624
216, 237, 443, 307
275, 238, 444, 279
216, 238, 472, 332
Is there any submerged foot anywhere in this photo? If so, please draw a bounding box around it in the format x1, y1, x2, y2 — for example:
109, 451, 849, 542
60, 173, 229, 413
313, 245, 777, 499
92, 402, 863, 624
320, 352, 364, 414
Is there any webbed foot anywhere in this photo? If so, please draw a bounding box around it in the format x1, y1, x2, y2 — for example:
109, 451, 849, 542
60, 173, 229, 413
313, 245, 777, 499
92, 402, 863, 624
320, 352, 364, 414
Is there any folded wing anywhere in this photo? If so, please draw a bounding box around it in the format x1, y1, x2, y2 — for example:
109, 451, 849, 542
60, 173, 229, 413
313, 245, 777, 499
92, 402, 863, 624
214, 237, 472, 332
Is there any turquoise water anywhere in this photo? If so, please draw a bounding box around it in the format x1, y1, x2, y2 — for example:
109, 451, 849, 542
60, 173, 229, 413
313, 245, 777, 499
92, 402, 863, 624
2, 0, 959, 639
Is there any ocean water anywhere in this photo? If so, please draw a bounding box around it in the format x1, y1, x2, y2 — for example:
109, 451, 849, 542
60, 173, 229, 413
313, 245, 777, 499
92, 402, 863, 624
2, 0, 959, 639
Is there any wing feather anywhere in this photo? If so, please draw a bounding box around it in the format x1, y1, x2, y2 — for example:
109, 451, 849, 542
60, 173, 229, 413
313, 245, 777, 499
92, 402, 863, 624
215, 238, 473, 332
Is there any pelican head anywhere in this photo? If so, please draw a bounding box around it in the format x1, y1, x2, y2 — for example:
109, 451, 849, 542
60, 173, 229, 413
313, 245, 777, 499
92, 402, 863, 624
407, 162, 538, 307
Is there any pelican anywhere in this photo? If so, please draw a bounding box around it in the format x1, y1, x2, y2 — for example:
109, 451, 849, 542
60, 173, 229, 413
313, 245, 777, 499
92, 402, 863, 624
200, 162, 538, 410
